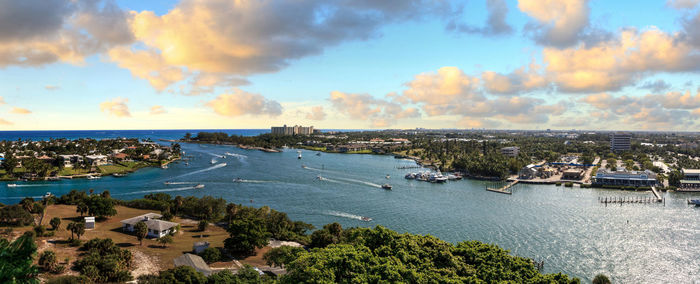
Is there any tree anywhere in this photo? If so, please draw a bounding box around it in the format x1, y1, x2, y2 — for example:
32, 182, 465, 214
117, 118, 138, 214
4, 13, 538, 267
73, 238, 133, 283
264, 246, 305, 268
592, 274, 611, 284
198, 247, 221, 264
0, 232, 39, 283
135, 221, 148, 246
38, 250, 57, 272
224, 218, 270, 255
157, 235, 173, 248
68, 222, 85, 240
49, 217, 61, 231
33, 225, 46, 237
668, 169, 683, 187
198, 220, 208, 232
76, 202, 88, 216
20, 197, 35, 214
2, 154, 18, 175
85, 195, 116, 219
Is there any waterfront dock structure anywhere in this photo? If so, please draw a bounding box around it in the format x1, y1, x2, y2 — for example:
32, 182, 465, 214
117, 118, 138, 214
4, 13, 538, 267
650, 186, 662, 201
599, 196, 664, 205
271, 124, 314, 135
486, 180, 519, 194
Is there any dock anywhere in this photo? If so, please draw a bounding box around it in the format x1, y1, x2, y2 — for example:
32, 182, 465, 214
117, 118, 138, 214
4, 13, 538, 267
599, 196, 663, 205
486, 180, 518, 195
650, 186, 662, 201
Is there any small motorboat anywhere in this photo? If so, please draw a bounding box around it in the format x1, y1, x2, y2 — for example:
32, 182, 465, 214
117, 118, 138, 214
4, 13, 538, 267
87, 175, 101, 180
316, 153, 321, 156
301, 165, 307, 169
46, 176, 60, 181
361, 216, 372, 222
194, 184, 205, 189
316, 175, 325, 181
386, 174, 390, 179
689, 199, 700, 206
112, 173, 126, 177
233, 178, 243, 183
210, 159, 217, 164
161, 164, 168, 169
381, 184, 392, 190
7, 184, 17, 187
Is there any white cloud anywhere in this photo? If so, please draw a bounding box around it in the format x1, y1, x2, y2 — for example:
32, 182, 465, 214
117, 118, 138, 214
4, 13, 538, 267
99, 97, 131, 117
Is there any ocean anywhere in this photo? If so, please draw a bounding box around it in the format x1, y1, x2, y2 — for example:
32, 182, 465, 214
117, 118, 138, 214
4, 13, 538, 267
1, 130, 699, 283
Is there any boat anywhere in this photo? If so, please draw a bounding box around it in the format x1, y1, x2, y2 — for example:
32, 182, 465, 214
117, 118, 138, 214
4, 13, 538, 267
381, 184, 392, 190
7, 184, 17, 187
164, 181, 173, 185
690, 199, 700, 206
161, 164, 168, 169
405, 173, 416, 179
316, 153, 321, 156
194, 184, 205, 189
233, 178, 243, 183
316, 175, 325, 181
210, 158, 217, 164
46, 176, 60, 181
361, 217, 372, 222
44, 192, 52, 198
386, 174, 390, 179
297, 151, 302, 159
301, 165, 307, 169
112, 173, 126, 177
87, 175, 101, 180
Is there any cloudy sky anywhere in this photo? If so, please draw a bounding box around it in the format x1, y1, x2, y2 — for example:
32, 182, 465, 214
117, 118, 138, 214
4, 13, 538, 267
1, 0, 700, 131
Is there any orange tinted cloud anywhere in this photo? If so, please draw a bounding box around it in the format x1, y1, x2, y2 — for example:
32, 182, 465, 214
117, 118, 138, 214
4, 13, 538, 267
206, 89, 282, 117
99, 97, 131, 117
10, 107, 31, 114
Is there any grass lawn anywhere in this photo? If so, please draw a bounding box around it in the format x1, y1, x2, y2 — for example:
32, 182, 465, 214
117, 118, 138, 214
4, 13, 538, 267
347, 149, 373, 154
300, 146, 326, 151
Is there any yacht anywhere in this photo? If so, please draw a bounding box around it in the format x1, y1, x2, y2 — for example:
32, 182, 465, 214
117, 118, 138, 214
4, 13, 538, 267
87, 175, 101, 180
194, 184, 205, 189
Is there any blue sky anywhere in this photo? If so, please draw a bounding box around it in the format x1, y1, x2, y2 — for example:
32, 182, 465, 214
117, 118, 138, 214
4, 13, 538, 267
1, 0, 700, 130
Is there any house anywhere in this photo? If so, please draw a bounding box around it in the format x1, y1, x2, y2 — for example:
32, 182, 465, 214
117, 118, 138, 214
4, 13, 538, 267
112, 153, 128, 160
561, 169, 584, 180
518, 165, 538, 180
680, 169, 700, 190
193, 241, 210, 254
84, 217, 95, 230
500, 146, 519, 157
593, 169, 657, 187
85, 154, 109, 166
59, 154, 82, 168
120, 213, 179, 238
173, 253, 213, 276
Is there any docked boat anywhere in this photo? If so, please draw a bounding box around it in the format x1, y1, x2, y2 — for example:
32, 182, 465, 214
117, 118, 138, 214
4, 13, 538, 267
161, 164, 168, 169
7, 184, 17, 188
405, 173, 416, 179
382, 184, 392, 190
194, 184, 205, 189
112, 173, 126, 177
46, 176, 60, 181
361, 216, 372, 222
87, 175, 101, 180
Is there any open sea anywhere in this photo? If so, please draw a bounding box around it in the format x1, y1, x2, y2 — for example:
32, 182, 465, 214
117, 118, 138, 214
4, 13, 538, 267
1, 130, 699, 283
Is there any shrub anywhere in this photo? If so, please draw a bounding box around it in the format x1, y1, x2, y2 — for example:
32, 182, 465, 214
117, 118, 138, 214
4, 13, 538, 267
34, 225, 47, 237
198, 220, 208, 232
39, 250, 57, 272
199, 247, 221, 264
69, 239, 82, 247
564, 182, 573, 187
555, 182, 562, 186
46, 275, 91, 284
50, 217, 62, 231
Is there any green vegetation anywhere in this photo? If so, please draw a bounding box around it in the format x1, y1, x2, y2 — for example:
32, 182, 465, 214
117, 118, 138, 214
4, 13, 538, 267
73, 238, 133, 283
0, 232, 39, 283
266, 224, 578, 283
135, 221, 148, 246
592, 274, 612, 284
138, 265, 274, 284
224, 218, 270, 255
199, 247, 221, 263
49, 217, 61, 231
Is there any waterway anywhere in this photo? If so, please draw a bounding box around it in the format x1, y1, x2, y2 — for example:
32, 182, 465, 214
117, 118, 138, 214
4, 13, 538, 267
1, 130, 699, 283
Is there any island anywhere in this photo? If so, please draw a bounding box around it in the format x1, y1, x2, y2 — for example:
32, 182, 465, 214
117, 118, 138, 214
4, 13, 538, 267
0, 138, 180, 181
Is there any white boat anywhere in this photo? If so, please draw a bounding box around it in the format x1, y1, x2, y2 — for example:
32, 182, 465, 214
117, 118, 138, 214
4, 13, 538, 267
382, 184, 392, 190
386, 174, 390, 179
233, 178, 243, 183
361, 216, 372, 222
161, 164, 168, 169
297, 151, 302, 159
211, 158, 217, 164
87, 175, 101, 180
164, 181, 173, 185
194, 184, 205, 189
405, 173, 416, 179
7, 184, 17, 187
316, 175, 326, 181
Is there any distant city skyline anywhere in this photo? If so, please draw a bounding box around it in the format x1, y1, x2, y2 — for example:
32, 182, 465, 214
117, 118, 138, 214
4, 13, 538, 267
1, 0, 700, 131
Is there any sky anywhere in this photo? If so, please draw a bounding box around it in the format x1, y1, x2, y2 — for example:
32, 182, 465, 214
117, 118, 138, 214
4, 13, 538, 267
1, 0, 700, 131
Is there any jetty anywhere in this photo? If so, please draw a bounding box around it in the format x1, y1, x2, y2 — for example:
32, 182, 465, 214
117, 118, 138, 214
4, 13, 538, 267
650, 186, 662, 201
599, 196, 664, 205
486, 180, 518, 195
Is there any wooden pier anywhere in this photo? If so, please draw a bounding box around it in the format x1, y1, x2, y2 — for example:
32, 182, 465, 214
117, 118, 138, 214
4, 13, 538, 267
486, 180, 519, 195
650, 186, 662, 201
599, 196, 664, 205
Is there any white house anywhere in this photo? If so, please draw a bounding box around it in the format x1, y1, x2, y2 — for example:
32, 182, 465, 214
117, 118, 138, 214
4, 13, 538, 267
84, 217, 95, 229
120, 213, 179, 238
85, 154, 109, 166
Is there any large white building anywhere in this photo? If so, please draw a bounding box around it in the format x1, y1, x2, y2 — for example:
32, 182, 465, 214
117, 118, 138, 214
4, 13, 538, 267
500, 146, 520, 157
121, 213, 179, 238
271, 125, 314, 135
610, 132, 631, 152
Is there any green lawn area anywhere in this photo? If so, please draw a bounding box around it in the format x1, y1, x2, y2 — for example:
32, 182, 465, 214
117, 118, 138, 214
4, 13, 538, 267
347, 149, 373, 154
59, 167, 90, 176
301, 146, 326, 151
98, 161, 149, 174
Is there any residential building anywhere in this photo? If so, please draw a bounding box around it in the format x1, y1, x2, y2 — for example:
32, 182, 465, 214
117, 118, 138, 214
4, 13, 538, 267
120, 213, 179, 238
271, 124, 314, 135
173, 253, 213, 276
680, 169, 700, 189
610, 132, 631, 152
85, 154, 109, 166
84, 217, 95, 230
500, 146, 519, 157
593, 169, 657, 187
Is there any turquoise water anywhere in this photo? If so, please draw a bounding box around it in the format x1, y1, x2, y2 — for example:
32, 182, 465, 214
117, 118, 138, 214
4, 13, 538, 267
2, 138, 700, 282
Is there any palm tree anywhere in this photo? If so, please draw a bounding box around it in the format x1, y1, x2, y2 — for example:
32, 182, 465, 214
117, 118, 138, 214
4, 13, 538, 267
20, 197, 35, 213
174, 196, 183, 215
66, 222, 75, 240
76, 202, 88, 216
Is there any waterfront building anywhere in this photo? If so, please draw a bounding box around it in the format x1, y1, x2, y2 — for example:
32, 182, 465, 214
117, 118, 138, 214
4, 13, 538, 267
500, 146, 520, 157
271, 124, 314, 135
680, 169, 700, 189
121, 213, 179, 238
610, 132, 631, 152
561, 169, 584, 180
593, 169, 657, 187
518, 164, 537, 179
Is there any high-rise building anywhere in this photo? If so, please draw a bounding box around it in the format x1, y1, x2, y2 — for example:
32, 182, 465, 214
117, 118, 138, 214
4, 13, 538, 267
610, 132, 631, 151
500, 146, 519, 157
271, 125, 314, 135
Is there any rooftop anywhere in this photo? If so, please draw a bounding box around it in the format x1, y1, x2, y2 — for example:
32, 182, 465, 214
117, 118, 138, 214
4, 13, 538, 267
173, 253, 213, 276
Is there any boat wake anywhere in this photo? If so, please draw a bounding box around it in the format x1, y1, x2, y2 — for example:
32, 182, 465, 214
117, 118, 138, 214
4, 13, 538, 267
316, 177, 349, 185
324, 210, 371, 222
6, 184, 53, 187
116, 186, 195, 195
235, 179, 271, 183
331, 177, 382, 188
171, 163, 227, 179
225, 152, 248, 159
165, 181, 198, 185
